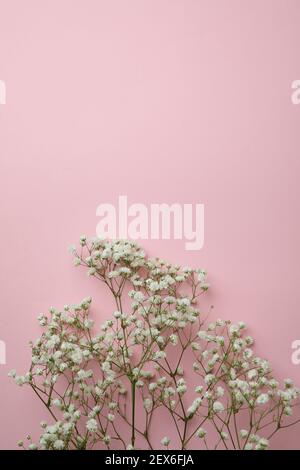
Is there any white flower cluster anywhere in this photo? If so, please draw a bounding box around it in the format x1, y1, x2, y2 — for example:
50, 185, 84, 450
10, 237, 299, 451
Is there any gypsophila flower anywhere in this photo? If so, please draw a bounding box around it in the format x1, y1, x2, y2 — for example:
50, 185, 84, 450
86, 419, 98, 433
177, 384, 187, 395
256, 394, 269, 405
103, 435, 111, 445
169, 334, 178, 345
149, 383, 157, 391
284, 379, 293, 389
204, 374, 215, 385
161, 437, 170, 446
213, 401, 225, 413
10, 237, 300, 450
143, 398, 152, 412
187, 398, 202, 417
196, 428, 207, 438
255, 438, 269, 450
53, 440, 64, 450
248, 369, 257, 380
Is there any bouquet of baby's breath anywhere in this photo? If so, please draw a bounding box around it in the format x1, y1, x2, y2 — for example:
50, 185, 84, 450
10, 237, 300, 450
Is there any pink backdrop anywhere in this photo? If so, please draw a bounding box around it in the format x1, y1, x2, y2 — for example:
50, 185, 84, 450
1, 0, 300, 449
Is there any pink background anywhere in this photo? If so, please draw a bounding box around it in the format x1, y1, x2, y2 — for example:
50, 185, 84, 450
1, 0, 300, 449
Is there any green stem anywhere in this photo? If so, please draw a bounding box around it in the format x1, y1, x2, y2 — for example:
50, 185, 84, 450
131, 381, 136, 447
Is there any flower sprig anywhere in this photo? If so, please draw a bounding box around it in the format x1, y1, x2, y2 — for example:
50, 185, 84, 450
10, 237, 300, 450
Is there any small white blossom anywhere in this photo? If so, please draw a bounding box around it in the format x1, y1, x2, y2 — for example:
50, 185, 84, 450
196, 428, 207, 438
53, 440, 64, 450
161, 436, 170, 446
213, 401, 224, 413
143, 398, 152, 412
28, 443, 38, 450
256, 394, 269, 405
86, 418, 98, 432
255, 438, 269, 450
187, 398, 202, 417
103, 435, 111, 445
240, 429, 249, 439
